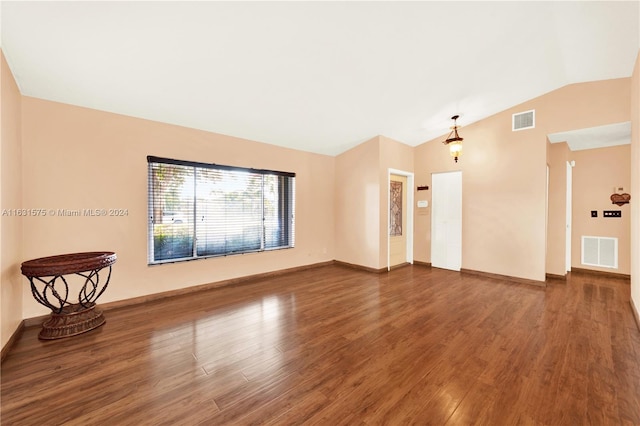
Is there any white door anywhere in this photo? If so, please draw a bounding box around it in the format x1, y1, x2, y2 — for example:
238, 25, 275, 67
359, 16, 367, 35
431, 171, 462, 271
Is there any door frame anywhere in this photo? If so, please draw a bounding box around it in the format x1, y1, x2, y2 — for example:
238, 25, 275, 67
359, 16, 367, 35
566, 160, 573, 272
387, 168, 414, 270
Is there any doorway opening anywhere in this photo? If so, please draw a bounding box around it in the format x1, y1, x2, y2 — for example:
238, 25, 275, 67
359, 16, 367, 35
388, 169, 414, 270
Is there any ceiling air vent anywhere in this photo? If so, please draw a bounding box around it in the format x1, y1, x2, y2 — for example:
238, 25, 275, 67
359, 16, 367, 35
512, 109, 535, 131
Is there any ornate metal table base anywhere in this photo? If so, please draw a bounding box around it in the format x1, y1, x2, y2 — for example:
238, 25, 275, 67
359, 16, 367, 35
39, 303, 106, 340
21, 252, 116, 340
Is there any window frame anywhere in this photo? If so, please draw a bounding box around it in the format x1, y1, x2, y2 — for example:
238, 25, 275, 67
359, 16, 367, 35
147, 156, 295, 265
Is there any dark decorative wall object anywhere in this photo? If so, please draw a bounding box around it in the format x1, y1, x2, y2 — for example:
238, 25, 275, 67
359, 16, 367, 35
390, 181, 402, 236
610, 193, 630, 206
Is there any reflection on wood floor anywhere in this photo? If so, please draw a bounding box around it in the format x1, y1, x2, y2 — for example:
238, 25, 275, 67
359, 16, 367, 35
2, 264, 640, 424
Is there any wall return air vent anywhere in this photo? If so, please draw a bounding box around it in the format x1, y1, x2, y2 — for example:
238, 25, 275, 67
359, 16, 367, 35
581, 236, 618, 269
512, 109, 535, 131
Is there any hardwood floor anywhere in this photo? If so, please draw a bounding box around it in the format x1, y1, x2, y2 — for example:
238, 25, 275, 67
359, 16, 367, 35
2, 264, 640, 425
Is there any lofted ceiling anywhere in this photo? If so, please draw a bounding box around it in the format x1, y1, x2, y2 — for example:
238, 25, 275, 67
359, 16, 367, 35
1, 1, 638, 156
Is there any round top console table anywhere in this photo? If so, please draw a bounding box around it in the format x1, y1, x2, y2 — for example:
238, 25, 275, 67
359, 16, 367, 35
21, 251, 116, 340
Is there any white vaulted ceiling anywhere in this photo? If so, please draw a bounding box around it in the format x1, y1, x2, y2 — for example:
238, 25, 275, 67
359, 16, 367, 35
1, 1, 638, 155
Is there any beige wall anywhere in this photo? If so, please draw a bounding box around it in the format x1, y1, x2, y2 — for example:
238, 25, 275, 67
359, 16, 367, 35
415, 109, 547, 281
20, 97, 335, 318
334, 135, 414, 270
631, 50, 640, 316
415, 78, 631, 282
546, 141, 570, 276
1, 51, 24, 348
334, 137, 380, 269
571, 145, 631, 275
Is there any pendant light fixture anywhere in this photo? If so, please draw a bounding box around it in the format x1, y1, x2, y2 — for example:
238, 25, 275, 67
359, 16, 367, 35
443, 115, 463, 163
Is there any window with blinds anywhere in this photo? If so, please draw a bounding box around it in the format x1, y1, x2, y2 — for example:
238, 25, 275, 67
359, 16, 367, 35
147, 156, 295, 264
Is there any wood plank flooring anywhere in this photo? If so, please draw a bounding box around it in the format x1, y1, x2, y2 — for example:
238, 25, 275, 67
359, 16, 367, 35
2, 264, 640, 425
